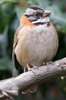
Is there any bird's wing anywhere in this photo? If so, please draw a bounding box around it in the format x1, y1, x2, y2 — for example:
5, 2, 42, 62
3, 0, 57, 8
12, 25, 23, 70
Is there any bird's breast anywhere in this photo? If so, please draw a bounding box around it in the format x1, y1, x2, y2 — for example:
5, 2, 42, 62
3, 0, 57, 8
15, 24, 58, 67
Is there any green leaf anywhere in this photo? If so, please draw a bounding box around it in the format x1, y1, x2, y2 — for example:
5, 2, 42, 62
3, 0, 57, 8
0, 0, 18, 5
0, 4, 15, 32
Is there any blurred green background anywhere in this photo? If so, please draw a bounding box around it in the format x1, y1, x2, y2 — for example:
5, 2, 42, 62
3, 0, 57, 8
0, 0, 66, 100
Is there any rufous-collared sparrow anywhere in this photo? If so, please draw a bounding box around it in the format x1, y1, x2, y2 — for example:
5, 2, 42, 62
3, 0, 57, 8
12, 5, 59, 94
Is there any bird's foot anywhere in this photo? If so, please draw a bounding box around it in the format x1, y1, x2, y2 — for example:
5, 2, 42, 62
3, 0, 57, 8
27, 63, 33, 71
27, 63, 38, 74
43, 61, 53, 66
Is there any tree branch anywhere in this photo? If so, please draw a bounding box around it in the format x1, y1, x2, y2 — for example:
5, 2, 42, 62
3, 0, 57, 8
0, 57, 66, 99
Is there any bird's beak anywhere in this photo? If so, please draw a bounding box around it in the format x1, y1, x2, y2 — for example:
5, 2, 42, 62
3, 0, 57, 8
44, 10, 51, 17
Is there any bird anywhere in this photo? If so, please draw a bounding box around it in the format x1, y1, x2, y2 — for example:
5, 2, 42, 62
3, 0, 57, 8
12, 5, 59, 94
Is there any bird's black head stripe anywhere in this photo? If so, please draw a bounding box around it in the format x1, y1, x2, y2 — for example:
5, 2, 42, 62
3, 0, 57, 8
25, 14, 33, 17
29, 6, 44, 11
34, 21, 50, 25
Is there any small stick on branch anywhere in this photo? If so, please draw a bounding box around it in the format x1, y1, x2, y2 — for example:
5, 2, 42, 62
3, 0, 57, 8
0, 57, 66, 99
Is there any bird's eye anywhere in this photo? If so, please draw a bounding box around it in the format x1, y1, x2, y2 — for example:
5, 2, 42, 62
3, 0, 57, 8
35, 13, 43, 18
35, 13, 40, 17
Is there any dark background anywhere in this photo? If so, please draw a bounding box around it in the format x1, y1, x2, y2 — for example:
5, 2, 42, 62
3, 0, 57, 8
0, 0, 66, 100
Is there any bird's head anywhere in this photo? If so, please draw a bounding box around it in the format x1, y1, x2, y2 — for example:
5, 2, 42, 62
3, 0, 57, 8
20, 5, 51, 26
24, 5, 51, 25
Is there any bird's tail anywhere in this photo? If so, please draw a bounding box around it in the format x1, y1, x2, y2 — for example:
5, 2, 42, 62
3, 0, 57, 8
22, 85, 37, 94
